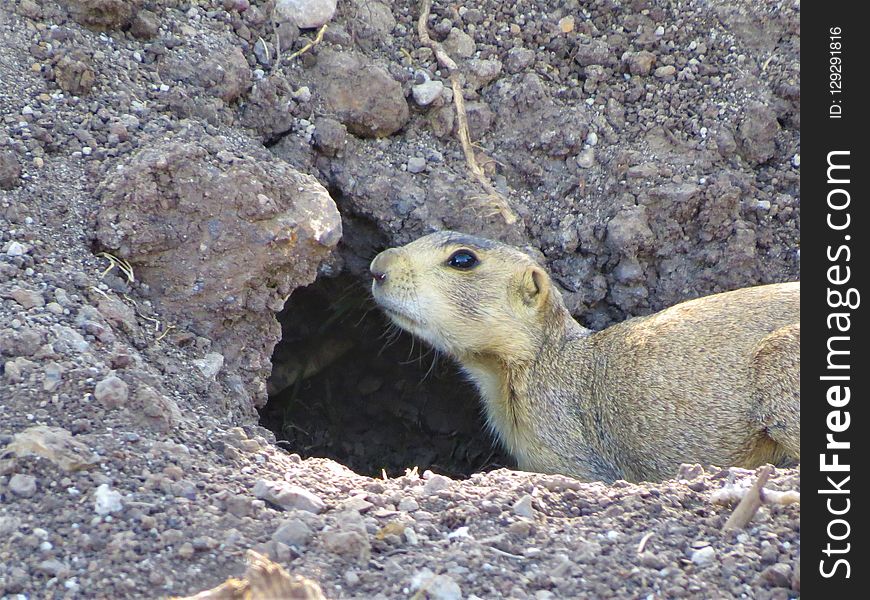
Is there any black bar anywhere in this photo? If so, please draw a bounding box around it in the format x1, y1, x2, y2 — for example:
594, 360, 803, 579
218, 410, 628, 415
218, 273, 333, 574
803, 3, 867, 596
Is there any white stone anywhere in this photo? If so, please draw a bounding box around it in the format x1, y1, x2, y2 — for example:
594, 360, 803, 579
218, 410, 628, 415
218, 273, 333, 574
412, 80, 444, 107
691, 546, 716, 566
94, 484, 124, 515
5, 241, 27, 257
512, 494, 535, 518
576, 148, 596, 169
274, 0, 337, 29
407, 157, 427, 174
193, 352, 224, 379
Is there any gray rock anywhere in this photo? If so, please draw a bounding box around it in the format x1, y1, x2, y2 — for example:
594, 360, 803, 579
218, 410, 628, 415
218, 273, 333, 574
3, 358, 28, 383
253, 38, 275, 67
574, 37, 616, 67
8, 288, 45, 310
691, 546, 716, 566
225, 494, 253, 517
576, 148, 595, 169
9, 473, 37, 497
313, 117, 347, 156
464, 101, 493, 141
134, 384, 182, 431
429, 575, 462, 600
0, 150, 22, 190
130, 8, 159, 39
276, 20, 301, 48
43, 362, 64, 392
397, 497, 419, 512
61, 0, 139, 30
94, 375, 129, 408
322, 529, 370, 562
36, 558, 68, 577
412, 80, 445, 107
0, 515, 22, 536
468, 58, 502, 89
738, 101, 780, 165
654, 65, 677, 79
505, 47, 535, 73
273, 517, 313, 546
313, 49, 409, 138
347, 0, 395, 38
193, 352, 224, 379
1, 328, 43, 357
443, 28, 476, 58
253, 479, 325, 513
412, 571, 463, 600
422, 474, 452, 494
293, 86, 312, 103
407, 157, 427, 174
274, 0, 336, 29
606, 206, 654, 254
638, 551, 667, 569
759, 563, 793, 588
5, 241, 27, 256
158, 44, 250, 103
52, 325, 89, 354
624, 51, 656, 76
342, 495, 374, 513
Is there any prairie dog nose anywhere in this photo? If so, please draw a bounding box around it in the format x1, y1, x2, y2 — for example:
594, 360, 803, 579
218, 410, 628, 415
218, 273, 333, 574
370, 248, 401, 284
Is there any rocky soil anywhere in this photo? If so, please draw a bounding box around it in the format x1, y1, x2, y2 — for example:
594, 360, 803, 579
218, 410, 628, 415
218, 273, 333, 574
1, 0, 799, 598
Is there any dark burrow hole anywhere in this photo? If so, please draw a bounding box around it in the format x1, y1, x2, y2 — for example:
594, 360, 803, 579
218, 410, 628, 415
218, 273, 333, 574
258, 273, 514, 479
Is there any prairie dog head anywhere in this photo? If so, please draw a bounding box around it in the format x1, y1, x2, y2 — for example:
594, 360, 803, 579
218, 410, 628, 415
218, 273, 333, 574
370, 231, 561, 361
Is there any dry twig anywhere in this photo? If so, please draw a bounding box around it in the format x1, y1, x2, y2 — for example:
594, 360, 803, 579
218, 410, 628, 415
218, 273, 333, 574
723, 465, 773, 531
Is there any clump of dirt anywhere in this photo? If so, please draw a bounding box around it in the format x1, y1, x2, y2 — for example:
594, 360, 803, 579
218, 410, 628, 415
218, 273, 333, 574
91, 125, 342, 406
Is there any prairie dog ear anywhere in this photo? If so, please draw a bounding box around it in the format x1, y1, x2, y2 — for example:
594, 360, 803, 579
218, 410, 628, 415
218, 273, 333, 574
519, 265, 551, 308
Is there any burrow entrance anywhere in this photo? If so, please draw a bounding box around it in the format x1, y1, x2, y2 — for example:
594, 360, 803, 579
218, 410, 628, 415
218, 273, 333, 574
258, 273, 514, 478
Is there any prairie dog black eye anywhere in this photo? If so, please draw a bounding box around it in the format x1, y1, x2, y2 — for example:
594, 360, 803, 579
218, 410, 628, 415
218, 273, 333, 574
446, 249, 479, 270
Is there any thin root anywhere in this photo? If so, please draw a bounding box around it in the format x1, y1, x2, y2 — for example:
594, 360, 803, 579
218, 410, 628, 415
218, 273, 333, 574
96, 251, 135, 283
286, 24, 327, 62
417, 0, 518, 226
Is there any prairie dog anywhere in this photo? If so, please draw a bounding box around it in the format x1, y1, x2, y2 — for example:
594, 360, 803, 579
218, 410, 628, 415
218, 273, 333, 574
370, 231, 799, 482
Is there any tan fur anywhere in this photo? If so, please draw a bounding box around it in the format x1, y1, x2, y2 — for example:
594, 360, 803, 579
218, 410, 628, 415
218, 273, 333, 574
370, 231, 800, 483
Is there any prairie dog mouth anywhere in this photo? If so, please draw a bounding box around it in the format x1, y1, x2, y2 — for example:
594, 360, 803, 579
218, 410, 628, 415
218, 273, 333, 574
371, 288, 424, 329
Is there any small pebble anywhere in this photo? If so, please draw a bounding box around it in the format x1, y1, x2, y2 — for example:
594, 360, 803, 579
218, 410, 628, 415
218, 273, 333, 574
691, 546, 716, 566
6, 241, 27, 257
94, 484, 124, 515
9, 474, 38, 497
407, 157, 427, 174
